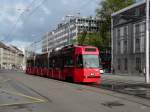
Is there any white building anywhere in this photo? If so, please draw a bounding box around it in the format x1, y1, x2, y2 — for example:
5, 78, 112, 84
0, 42, 24, 69
42, 16, 100, 53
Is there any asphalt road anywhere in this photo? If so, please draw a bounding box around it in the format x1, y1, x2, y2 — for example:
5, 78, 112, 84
0, 70, 150, 112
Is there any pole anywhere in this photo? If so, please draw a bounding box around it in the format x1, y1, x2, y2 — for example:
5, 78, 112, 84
68, 18, 71, 44
111, 17, 114, 74
146, 0, 150, 84
47, 32, 49, 52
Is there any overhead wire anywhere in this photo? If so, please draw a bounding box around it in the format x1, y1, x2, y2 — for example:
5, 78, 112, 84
5, 0, 39, 42
30, 0, 99, 53
0, 1, 35, 42
7, 0, 47, 41
25, 0, 47, 19
16, 0, 48, 51
1, 0, 98, 54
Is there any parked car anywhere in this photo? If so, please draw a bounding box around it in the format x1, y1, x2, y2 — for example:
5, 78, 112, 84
99, 65, 104, 74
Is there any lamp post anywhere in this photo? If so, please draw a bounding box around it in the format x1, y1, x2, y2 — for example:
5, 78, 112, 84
146, 0, 150, 84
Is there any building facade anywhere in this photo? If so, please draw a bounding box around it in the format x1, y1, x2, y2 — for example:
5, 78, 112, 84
0, 42, 24, 69
112, 1, 147, 76
42, 16, 100, 53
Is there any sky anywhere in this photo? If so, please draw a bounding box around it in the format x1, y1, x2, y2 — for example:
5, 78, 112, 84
0, 0, 99, 49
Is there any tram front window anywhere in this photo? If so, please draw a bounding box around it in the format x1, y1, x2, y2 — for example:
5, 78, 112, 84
77, 54, 99, 68
83, 55, 99, 68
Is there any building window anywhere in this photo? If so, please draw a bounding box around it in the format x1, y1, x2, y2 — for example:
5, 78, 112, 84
117, 41, 120, 54
120, 40, 124, 54
124, 26, 128, 37
135, 24, 140, 35
124, 40, 127, 53
134, 22, 145, 53
117, 28, 120, 40
135, 38, 140, 52
118, 59, 121, 70
135, 57, 141, 72
117, 26, 128, 54
139, 5, 146, 16
124, 58, 128, 70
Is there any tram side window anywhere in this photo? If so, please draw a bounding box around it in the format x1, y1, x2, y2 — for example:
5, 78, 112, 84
49, 58, 53, 68
35, 59, 39, 67
77, 55, 83, 68
27, 61, 30, 67
64, 56, 74, 67
39, 59, 44, 68
43, 60, 48, 68
39, 60, 42, 68
35, 60, 37, 67
58, 57, 63, 68
53, 57, 60, 68
30, 60, 34, 67
38, 59, 42, 68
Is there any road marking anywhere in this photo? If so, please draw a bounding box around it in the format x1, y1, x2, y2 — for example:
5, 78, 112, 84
0, 79, 11, 84
0, 88, 47, 106
0, 100, 44, 107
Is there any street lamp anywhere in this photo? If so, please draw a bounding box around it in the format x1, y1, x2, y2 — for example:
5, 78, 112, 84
146, 0, 150, 84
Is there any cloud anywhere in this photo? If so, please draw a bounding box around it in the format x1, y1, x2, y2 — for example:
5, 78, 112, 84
7, 40, 30, 50
41, 5, 52, 15
0, 1, 27, 23
61, 0, 69, 5
0, 0, 99, 49
0, 35, 5, 41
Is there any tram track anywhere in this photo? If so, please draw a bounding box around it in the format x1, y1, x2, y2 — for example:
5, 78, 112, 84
2, 70, 150, 107
1, 70, 150, 110
88, 78, 150, 100
40, 77, 150, 107
23, 72, 150, 101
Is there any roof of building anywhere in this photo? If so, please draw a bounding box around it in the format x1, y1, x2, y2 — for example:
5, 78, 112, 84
112, 0, 146, 17
0, 41, 23, 53
0, 41, 14, 51
10, 45, 22, 52
0, 42, 7, 48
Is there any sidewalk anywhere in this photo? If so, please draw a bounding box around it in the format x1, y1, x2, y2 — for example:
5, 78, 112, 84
101, 73, 150, 100
101, 73, 146, 84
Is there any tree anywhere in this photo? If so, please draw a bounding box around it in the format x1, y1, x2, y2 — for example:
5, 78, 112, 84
96, 0, 135, 46
74, 32, 103, 48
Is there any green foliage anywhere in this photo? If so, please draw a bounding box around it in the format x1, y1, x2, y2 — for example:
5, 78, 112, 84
96, 0, 134, 20
74, 33, 103, 48
96, 0, 135, 46
74, 0, 135, 48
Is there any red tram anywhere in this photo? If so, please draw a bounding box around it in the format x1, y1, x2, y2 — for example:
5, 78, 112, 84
26, 45, 101, 83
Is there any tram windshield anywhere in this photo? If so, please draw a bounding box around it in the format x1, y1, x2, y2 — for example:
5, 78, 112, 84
82, 55, 99, 68
77, 54, 100, 68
